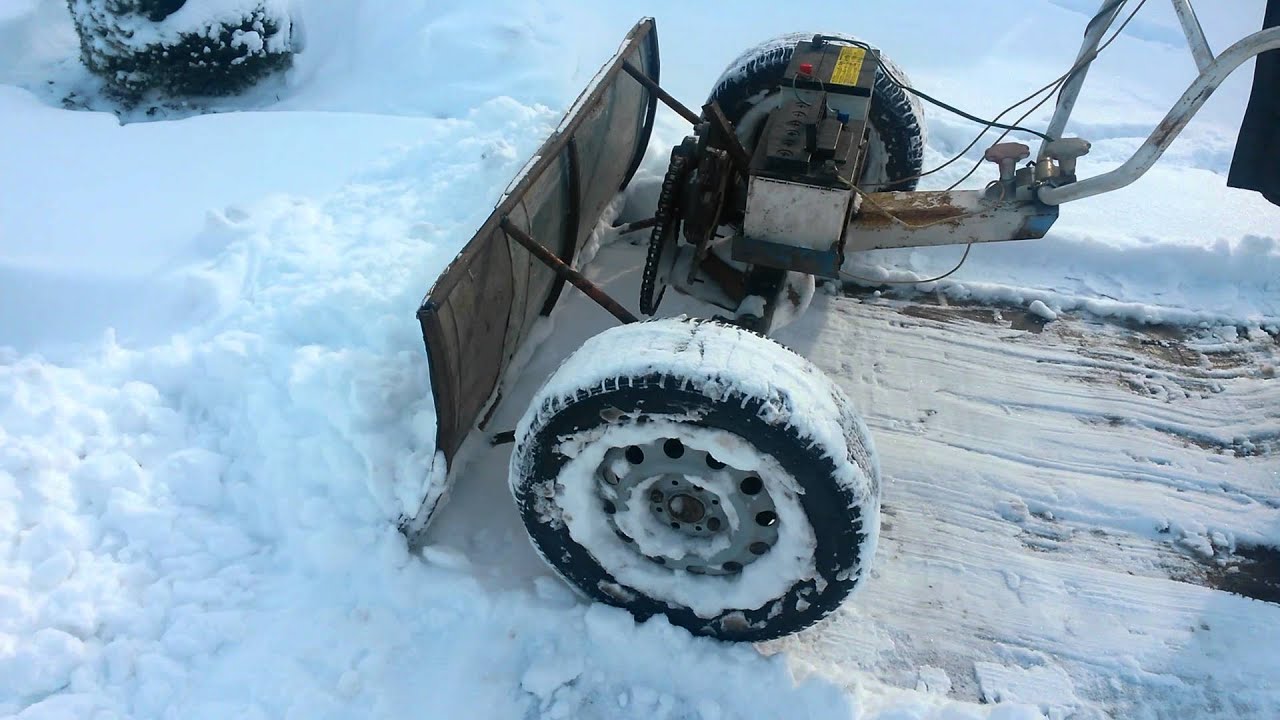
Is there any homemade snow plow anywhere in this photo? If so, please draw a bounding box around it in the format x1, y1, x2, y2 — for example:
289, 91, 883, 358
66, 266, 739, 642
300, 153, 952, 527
413, 2, 1280, 641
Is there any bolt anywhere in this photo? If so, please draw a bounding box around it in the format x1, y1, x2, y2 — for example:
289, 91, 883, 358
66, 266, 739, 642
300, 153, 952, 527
983, 142, 1030, 183
1044, 137, 1092, 177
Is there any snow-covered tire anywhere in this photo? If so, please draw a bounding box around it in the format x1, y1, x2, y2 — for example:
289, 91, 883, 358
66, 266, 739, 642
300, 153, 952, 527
510, 318, 880, 641
67, 0, 293, 101
708, 32, 926, 191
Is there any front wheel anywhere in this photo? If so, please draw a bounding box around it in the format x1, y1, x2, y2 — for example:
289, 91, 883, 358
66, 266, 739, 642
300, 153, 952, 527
509, 318, 880, 641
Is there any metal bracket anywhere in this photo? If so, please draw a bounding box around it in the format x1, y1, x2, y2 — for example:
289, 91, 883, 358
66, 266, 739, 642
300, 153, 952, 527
622, 61, 701, 124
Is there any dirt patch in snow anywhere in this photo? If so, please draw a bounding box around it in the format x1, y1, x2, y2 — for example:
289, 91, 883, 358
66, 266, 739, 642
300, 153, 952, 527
1176, 545, 1280, 605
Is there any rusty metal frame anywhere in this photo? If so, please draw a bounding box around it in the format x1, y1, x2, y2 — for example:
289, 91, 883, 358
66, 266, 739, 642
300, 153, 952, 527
500, 218, 639, 324
623, 61, 700, 124
845, 190, 1058, 252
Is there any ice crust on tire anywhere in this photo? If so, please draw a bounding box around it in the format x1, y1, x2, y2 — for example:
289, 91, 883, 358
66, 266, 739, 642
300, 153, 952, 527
510, 318, 881, 640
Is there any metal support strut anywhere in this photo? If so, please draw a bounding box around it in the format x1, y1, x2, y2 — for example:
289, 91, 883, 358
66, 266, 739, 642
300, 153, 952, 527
622, 61, 701, 124
500, 218, 639, 324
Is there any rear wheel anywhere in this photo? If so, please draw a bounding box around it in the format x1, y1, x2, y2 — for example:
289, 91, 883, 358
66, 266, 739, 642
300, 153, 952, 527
708, 32, 926, 191
510, 318, 880, 641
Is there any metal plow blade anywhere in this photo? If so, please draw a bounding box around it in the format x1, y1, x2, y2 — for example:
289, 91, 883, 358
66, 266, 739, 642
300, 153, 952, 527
409, 18, 659, 530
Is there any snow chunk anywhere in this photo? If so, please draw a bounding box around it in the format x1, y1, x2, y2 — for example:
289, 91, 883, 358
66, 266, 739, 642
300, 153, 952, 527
975, 661, 1080, 717
0, 628, 85, 701
915, 666, 953, 695
1027, 300, 1058, 321
156, 448, 226, 509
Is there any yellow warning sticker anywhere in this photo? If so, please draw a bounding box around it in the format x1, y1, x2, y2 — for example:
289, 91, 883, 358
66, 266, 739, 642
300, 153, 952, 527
830, 46, 866, 86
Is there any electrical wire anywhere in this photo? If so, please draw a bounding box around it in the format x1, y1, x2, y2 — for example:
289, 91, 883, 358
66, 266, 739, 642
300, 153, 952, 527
885, 72, 1053, 141
859, 0, 1146, 192
838, 0, 1149, 288
942, 0, 1148, 193
811, 35, 1052, 140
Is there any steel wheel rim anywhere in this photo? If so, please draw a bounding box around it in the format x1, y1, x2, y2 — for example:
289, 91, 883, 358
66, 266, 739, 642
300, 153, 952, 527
596, 436, 780, 576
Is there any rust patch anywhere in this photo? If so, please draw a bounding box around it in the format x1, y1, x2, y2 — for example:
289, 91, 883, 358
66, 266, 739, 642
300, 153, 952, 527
857, 191, 970, 230
899, 305, 1001, 326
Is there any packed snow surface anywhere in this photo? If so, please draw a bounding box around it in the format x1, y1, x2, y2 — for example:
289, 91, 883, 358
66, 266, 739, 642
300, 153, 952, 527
3, 0, 1279, 718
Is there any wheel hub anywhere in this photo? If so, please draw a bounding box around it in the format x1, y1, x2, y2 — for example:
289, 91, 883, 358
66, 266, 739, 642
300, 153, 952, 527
667, 493, 704, 524
646, 475, 725, 535
596, 436, 780, 576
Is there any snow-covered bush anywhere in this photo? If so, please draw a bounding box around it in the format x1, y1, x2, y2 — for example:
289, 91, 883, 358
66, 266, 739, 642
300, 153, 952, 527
67, 0, 292, 101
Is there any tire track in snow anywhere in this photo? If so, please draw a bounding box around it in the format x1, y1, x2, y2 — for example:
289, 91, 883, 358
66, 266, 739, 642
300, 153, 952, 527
769, 293, 1280, 718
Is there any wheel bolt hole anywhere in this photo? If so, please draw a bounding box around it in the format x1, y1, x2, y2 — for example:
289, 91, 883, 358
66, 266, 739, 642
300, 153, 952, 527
670, 522, 680, 529
749, 541, 770, 555
663, 438, 685, 459
625, 446, 644, 464
670, 479, 679, 486
722, 561, 743, 573
649, 490, 663, 503
695, 525, 702, 532
705, 454, 726, 470
707, 517, 721, 531
755, 510, 778, 527
740, 476, 763, 495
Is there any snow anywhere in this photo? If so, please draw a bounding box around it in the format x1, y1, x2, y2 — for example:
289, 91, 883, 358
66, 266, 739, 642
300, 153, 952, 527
543, 420, 822, 619
2, 0, 1279, 718
1027, 300, 1058, 321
